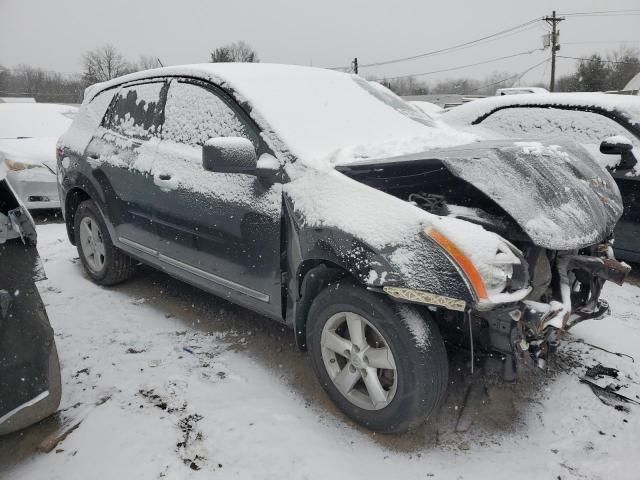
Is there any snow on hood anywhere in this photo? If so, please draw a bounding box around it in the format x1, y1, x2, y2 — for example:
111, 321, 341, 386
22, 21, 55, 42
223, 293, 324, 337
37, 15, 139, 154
442, 92, 640, 128
0, 103, 77, 139
85, 63, 479, 169
0, 136, 59, 167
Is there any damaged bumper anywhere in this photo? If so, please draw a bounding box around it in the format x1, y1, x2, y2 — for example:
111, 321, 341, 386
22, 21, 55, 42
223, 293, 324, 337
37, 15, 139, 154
475, 250, 630, 374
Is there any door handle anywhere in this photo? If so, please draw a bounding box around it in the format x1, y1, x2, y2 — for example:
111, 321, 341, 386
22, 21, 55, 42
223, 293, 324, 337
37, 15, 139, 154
158, 174, 172, 181
89, 153, 100, 159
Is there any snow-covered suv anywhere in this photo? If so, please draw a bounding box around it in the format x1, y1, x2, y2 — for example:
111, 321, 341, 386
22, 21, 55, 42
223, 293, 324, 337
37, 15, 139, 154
57, 64, 629, 433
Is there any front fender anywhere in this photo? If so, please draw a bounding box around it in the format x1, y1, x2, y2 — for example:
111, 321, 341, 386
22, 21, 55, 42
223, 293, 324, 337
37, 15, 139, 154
283, 193, 474, 337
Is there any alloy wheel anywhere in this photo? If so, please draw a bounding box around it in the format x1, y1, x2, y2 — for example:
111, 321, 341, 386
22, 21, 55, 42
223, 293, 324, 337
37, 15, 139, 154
79, 216, 106, 273
320, 312, 398, 410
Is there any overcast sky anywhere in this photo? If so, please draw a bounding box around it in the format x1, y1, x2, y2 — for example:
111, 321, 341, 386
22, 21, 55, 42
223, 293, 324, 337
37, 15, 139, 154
1, 0, 639, 87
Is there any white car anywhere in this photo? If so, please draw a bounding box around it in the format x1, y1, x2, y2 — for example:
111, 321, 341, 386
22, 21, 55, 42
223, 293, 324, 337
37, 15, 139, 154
0, 103, 77, 209
495, 86, 548, 96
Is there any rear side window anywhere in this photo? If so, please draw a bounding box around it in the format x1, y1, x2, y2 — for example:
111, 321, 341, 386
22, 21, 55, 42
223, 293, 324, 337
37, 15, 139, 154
162, 81, 258, 147
103, 82, 167, 140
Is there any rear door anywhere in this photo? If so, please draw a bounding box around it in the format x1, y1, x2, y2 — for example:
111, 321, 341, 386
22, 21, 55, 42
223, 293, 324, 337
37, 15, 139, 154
150, 79, 283, 318
83, 80, 168, 251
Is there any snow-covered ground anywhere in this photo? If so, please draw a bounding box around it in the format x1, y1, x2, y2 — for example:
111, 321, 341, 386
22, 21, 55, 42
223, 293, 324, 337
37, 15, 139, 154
1, 222, 639, 480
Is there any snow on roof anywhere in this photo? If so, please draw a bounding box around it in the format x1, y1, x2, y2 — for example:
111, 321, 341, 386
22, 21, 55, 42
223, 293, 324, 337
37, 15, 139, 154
0, 103, 77, 139
86, 63, 478, 167
442, 92, 640, 128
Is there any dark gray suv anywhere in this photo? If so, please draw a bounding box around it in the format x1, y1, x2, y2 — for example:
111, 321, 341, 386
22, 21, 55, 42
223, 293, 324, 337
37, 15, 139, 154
57, 63, 628, 433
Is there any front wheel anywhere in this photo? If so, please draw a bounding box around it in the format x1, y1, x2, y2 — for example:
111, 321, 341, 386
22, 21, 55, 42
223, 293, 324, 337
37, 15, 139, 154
307, 281, 448, 433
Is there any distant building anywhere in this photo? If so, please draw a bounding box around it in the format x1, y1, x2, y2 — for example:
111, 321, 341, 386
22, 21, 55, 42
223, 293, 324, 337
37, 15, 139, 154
623, 72, 640, 95
0, 97, 36, 103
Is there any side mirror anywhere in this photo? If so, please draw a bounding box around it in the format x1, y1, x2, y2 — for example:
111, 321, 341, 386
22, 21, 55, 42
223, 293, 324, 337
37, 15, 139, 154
600, 136, 637, 170
600, 136, 633, 155
202, 137, 257, 175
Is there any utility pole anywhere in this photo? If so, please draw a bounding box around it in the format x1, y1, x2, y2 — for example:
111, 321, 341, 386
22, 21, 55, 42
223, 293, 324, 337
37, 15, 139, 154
543, 10, 565, 91
352, 57, 358, 74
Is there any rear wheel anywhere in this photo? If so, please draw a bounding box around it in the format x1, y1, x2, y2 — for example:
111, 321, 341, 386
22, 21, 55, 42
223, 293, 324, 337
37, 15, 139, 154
307, 281, 448, 433
74, 200, 137, 285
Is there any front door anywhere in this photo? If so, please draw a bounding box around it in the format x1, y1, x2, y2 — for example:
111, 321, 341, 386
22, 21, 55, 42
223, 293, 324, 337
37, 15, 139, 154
149, 79, 283, 318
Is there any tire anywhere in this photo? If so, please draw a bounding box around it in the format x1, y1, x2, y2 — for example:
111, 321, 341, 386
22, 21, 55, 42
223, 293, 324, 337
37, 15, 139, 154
307, 281, 448, 434
74, 200, 137, 285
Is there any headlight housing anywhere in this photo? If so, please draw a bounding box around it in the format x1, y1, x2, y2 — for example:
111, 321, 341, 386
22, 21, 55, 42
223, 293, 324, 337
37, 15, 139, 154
479, 241, 522, 295
4, 159, 42, 171
424, 226, 525, 300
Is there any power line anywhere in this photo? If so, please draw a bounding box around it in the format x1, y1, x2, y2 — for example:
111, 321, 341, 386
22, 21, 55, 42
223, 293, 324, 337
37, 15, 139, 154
558, 9, 640, 17
382, 48, 545, 81
563, 40, 640, 45
328, 17, 541, 70
557, 55, 640, 65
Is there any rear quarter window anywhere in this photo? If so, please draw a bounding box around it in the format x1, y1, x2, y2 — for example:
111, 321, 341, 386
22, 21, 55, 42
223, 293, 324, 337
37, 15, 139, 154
103, 82, 168, 140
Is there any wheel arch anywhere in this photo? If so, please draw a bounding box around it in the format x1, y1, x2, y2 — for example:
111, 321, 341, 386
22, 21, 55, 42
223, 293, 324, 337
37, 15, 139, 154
64, 187, 91, 245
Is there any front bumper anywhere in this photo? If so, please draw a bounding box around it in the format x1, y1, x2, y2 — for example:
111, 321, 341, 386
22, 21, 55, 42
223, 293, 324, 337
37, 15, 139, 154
6, 169, 61, 210
476, 252, 631, 373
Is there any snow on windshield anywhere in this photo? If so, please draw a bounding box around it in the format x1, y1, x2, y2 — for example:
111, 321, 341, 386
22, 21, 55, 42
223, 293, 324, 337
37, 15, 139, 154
0, 103, 77, 139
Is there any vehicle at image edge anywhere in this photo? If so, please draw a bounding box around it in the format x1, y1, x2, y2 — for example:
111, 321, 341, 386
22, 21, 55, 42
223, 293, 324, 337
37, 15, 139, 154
57, 64, 629, 433
441, 92, 640, 263
0, 103, 78, 210
0, 164, 61, 435
495, 87, 549, 96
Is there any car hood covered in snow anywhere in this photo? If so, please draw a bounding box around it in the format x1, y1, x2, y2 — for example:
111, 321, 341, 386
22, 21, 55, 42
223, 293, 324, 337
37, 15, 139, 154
337, 139, 623, 250
441, 92, 640, 130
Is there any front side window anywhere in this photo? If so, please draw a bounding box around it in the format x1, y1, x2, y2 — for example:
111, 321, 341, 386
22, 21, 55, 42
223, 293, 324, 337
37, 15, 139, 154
103, 82, 167, 140
162, 81, 257, 147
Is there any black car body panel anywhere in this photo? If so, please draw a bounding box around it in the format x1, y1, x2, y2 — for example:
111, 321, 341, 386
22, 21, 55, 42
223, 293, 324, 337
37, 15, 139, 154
0, 177, 61, 435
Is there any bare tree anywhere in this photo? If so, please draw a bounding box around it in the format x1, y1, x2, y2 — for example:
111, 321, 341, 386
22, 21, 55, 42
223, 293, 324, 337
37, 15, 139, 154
136, 54, 161, 71
210, 41, 259, 63
82, 45, 132, 83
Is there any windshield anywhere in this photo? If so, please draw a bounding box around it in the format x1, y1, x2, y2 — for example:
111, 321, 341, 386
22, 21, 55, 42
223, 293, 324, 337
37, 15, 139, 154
354, 78, 436, 128
201, 63, 474, 166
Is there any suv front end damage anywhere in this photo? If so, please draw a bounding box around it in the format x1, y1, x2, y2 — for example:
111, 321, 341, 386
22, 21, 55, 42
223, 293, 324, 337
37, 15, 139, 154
337, 139, 629, 378
474, 243, 629, 378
